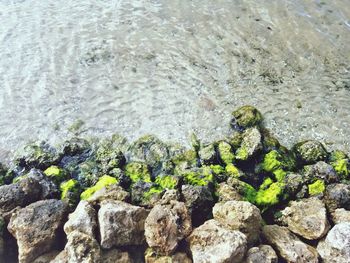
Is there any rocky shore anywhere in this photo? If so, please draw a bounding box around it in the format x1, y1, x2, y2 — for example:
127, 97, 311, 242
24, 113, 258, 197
0, 106, 349, 263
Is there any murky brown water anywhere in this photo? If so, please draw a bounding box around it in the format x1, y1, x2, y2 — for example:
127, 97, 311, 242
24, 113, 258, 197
0, 0, 349, 162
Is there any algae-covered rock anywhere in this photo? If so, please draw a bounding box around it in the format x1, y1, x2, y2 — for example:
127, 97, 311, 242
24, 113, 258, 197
187, 219, 247, 263
293, 140, 328, 165
303, 161, 338, 184
280, 198, 330, 240
125, 161, 152, 183
213, 201, 263, 245
245, 245, 278, 263
262, 149, 296, 176
44, 165, 66, 184
80, 175, 118, 200
60, 179, 81, 206
96, 143, 126, 174
329, 150, 349, 179
60, 137, 91, 156
255, 181, 285, 208
226, 177, 257, 203
236, 127, 262, 161
217, 141, 235, 165
198, 143, 217, 165
231, 105, 263, 129
308, 179, 326, 196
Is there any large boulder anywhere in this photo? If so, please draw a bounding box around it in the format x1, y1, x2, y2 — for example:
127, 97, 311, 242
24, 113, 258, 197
317, 223, 350, 263
262, 225, 318, 263
187, 219, 247, 263
293, 140, 328, 165
216, 183, 243, 202
145, 201, 192, 255
280, 198, 330, 240
213, 201, 263, 245
64, 200, 97, 237
331, 208, 350, 224
8, 199, 68, 263
235, 127, 262, 161
98, 200, 148, 249
324, 183, 350, 213
244, 245, 278, 263
86, 184, 130, 204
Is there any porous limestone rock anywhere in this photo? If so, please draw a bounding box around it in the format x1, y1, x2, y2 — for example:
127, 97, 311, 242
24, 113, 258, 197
244, 245, 278, 263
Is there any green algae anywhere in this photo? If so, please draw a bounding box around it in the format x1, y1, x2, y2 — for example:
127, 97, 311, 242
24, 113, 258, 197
232, 105, 263, 128
331, 159, 349, 178
44, 165, 66, 183
236, 146, 249, 160
80, 175, 118, 200
255, 182, 285, 207
125, 162, 151, 183
217, 141, 235, 165
60, 179, 79, 200
225, 163, 241, 178
262, 151, 282, 172
155, 175, 178, 189
273, 169, 287, 182
308, 179, 325, 196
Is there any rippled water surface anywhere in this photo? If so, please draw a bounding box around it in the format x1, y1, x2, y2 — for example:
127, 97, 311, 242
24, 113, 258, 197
0, 0, 349, 161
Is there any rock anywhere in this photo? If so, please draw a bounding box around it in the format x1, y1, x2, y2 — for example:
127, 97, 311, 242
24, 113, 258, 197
64, 200, 97, 237
65, 230, 101, 263
213, 201, 262, 245
293, 140, 328, 165
282, 173, 305, 197
181, 185, 214, 226
244, 245, 278, 263
159, 189, 181, 205
216, 183, 243, 202
87, 184, 130, 204
0, 236, 4, 261
145, 248, 192, 263
145, 201, 192, 255
231, 105, 263, 129
198, 143, 217, 165
98, 200, 148, 248
8, 199, 68, 263
101, 249, 132, 263
187, 219, 247, 263
262, 225, 318, 263
60, 137, 91, 156
280, 198, 330, 240
217, 141, 235, 165
25, 169, 60, 199
50, 251, 67, 263
303, 161, 338, 184
236, 127, 262, 160
331, 208, 350, 224
324, 183, 350, 212
32, 251, 60, 263
317, 223, 350, 263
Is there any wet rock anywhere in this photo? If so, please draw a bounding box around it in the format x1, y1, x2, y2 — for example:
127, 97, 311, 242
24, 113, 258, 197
101, 249, 132, 263
213, 200, 263, 245
95, 140, 126, 174
280, 198, 330, 240
181, 184, 214, 227
244, 245, 278, 263
145, 201, 192, 255
216, 182, 243, 202
87, 184, 130, 204
25, 168, 60, 199
98, 200, 148, 248
65, 230, 101, 263
198, 143, 217, 165
331, 208, 350, 224
317, 223, 350, 263
64, 200, 97, 237
145, 248, 192, 263
187, 219, 247, 263
303, 161, 338, 184
262, 225, 318, 263
236, 127, 262, 160
32, 251, 60, 263
293, 140, 328, 165
60, 137, 91, 156
324, 183, 350, 212
231, 105, 263, 129
8, 199, 68, 263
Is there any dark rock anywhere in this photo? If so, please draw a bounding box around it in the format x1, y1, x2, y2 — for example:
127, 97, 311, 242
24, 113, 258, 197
293, 140, 328, 165
303, 161, 338, 184
324, 183, 350, 212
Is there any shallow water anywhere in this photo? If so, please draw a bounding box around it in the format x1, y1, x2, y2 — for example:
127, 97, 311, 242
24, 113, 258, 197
0, 0, 349, 162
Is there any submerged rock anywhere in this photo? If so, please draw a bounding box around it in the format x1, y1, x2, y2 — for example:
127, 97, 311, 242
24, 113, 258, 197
262, 225, 318, 263
187, 219, 247, 263
98, 200, 148, 248
280, 198, 330, 240
8, 199, 68, 263
145, 201, 192, 255
317, 223, 350, 263
244, 245, 278, 263
213, 200, 263, 245
231, 105, 263, 129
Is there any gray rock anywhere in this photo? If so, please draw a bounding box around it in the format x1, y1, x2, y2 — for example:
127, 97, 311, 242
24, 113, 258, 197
65, 230, 101, 263
303, 161, 338, 184
159, 189, 181, 205
145, 201, 192, 255
216, 183, 243, 202
182, 185, 214, 226
213, 201, 262, 245
331, 208, 350, 224
198, 143, 217, 165
236, 127, 262, 160
98, 200, 148, 249
8, 199, 68, 263
293, 140, 328, 164
317, 223, 350, 263
324, 183, 350, 213
25, 169, 60, 199
145, 248, 192, 263
244, 245, 278, 263
262, 225, 318, 263
281, 198, 330, 240
101, 249, 132, 263
87, 184, 129, 204
64, 200, 97, 237
187, 219, 247, 263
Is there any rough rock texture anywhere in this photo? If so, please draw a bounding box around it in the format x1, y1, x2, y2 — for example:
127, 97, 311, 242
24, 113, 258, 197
7, 199, 68, 263
50, 251, 67, 263
101, 249, 132, 263
262, 225, 318, 263
317, 223, 350, 263
293, 140, 328, 164
159, 189, 181, 205
25, 169, 60, 199
64, 200, 97, 236
87, 184, 130, 204
231, 105, 263, 129
331, 208, 350, 224
98, 200, 148, 248
198, 143, 217, 165
303, 161, 338, 184
187, 219, 247, 263
145, 201, 192, 255
32, 251, 60, 263
236, 127, 262, 160
65, 230, 101, 263
0, 236, 4, 260
213, 201, 263, 244
216, 183, 243, 202
244, 245, 278, 263
280, 198, 330, 240
182, 185, 214, 226
145, 248, 192, 263
324, 183, 350, 212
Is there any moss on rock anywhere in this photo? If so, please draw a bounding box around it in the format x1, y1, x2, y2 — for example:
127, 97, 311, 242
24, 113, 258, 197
231, 105, 263, 129
308, 179, 325, 196
44, 165, 66, 183
80, 175, 118, 200
293, 140, 328, 165
60, 179, 81, 206
217, 141, 235, 165
125, 161, 152, 184
255, 182, 285, 207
